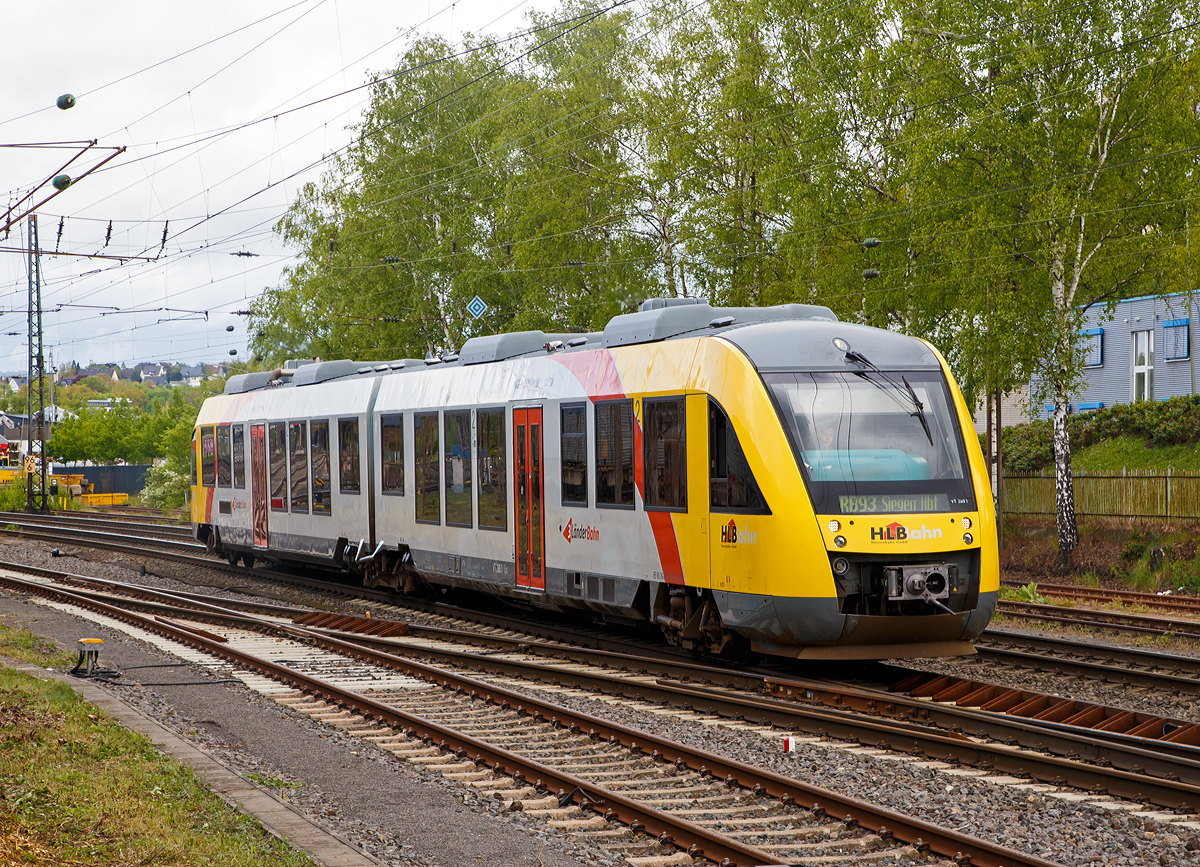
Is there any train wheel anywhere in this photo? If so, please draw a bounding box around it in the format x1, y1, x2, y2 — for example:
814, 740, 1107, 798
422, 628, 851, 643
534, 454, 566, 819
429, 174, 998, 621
227, 551, 239, 566
242, 554, 255, 569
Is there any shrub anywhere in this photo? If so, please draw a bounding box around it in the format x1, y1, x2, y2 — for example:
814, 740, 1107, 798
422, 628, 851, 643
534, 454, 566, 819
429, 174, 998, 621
1000, 395, 1200, 473
140, 463, 189, 510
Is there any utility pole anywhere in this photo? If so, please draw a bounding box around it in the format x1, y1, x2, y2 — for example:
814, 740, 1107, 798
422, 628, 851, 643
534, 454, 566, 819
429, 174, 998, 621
25, 215, 47, 512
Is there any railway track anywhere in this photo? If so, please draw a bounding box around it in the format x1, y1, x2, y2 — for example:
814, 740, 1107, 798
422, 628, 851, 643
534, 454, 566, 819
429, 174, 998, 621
996, 598, 1200, 639
0, 567, 1060, 867
1001, 579, 1200, 616
9, 562, 1200, 814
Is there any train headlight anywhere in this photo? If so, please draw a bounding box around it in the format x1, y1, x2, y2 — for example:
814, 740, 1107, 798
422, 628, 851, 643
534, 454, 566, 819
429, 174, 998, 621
961, 517, 971, 530
828, 520, 840, 532
832, 557, 849, 574
834, 535, 846, 548
962, 533, 973, 545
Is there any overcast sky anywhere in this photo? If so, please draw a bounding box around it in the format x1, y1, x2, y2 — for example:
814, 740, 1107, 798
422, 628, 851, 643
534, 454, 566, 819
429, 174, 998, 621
0, 0, 558, 374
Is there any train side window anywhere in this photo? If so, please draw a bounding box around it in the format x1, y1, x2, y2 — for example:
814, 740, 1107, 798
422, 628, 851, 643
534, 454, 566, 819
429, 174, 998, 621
232, 425, 245, 489
414, 412, 440, 524
311, 420, 331, 515
709, 400, 768, 513
595, 400, 634, 508
444, 411, 472, 527
200, 426, 215, 487
476, 408, 506, 530
269, 422, 287, 511
561, 403, 587, 506
380, 414, 404, 495
289, 420, 309, 513
216, 425, 231, 488
644, 397, 686, 511
338, 418, 360, 493
190, 431, 198, 486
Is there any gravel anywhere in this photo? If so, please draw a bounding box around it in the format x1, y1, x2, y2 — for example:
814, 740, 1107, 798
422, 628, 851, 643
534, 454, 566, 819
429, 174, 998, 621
3, 535, 1199, 866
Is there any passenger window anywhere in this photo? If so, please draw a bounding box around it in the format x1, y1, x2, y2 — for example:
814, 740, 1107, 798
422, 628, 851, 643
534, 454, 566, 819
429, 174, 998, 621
595, 400, 634, 507
709, 400, 768, 512
561, 404, 587, 506
232, 425, 245, 489
311, 420, 331, 515
380, 414, 404, 495
289, 420, 309, 513
200, 427, 215, 487
269, 422, 287, 511
414, 412, 440, 524
444, 411, 472, 527
338, 418, 360, 493
644, 397, 686, 511
216, 425, 231, 488
477, 409, 506, 530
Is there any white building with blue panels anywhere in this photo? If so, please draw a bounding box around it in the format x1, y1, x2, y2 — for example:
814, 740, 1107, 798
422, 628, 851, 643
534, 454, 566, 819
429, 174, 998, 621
1035, 291, 1198, 417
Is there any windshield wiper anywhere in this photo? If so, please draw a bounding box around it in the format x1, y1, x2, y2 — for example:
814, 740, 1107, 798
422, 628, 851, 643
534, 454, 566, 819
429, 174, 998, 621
901, 375, 933, 447
844, 350, 933, 446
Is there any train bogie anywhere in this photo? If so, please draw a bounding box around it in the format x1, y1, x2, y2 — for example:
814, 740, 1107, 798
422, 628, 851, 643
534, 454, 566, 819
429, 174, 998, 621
191, 299, 998, 660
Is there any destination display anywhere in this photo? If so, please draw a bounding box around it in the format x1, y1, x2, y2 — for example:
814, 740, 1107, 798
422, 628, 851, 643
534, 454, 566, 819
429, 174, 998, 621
837, 493, 951, 514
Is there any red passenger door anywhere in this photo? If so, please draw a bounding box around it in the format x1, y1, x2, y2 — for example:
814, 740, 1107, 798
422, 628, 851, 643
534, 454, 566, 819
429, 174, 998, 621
250, 423, 268, 548
514, 407, 544, 591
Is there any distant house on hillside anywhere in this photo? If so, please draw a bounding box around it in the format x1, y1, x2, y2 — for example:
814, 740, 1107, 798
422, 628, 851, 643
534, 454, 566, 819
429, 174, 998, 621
141, 374, 169, 388
118, 366, 141, 381
68, 367, 119, 385
179, 364, 204, 387
139, 362, 169, 380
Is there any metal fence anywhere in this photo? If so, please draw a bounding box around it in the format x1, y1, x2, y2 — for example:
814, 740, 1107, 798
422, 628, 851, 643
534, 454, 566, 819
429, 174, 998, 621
1004, 469, 1200, 519
52, 464, 151, 495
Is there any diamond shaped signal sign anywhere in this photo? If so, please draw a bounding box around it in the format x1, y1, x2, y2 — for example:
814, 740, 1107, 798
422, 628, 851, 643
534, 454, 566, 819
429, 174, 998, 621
467, 295, 488, 320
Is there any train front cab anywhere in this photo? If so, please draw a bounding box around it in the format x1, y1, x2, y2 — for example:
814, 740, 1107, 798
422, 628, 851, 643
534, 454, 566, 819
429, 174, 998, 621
676, 326, 998, 660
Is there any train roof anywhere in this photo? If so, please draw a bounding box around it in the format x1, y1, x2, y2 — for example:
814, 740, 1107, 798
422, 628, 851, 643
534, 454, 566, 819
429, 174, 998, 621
224, 298, 936, 396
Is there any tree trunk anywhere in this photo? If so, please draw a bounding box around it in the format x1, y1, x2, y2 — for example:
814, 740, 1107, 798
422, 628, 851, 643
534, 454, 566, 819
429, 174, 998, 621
1051, 391, 1078, 569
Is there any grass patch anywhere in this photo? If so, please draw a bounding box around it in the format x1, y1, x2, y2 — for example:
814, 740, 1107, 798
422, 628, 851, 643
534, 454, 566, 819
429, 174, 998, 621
0, 622, 75, 670
0, 665, 317, 866
1071, 434, 1200, 473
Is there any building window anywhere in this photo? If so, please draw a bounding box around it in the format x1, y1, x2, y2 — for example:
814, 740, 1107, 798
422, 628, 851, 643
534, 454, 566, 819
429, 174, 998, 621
477, 409, 507, 530
414, 412, 440, 524
338, 418, 360, 493
1163, 318, 1190, 361
595, 400, 634, 507
200, 426, 215, 487
232, 424, 245, 489
269, 422, 287, 511
1081, 328, 1103, 367
709, 400, 768, 513
380, 414, 404, 494
444, 411, 473, 527
290, 420, 309, 513
644, 397, 687, 511
216, 425, 231, 488
561, 403, 587, 506
1132, 329, 1153, 402
311, 420, 331, 515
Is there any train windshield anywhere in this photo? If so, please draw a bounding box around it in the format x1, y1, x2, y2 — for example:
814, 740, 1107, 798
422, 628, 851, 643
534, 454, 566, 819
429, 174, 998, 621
765, 370, 975, 515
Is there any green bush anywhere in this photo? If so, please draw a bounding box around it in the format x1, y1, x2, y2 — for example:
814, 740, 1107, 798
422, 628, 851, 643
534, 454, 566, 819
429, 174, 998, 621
140, 463, 189, 510
1000, 395, 1200, 473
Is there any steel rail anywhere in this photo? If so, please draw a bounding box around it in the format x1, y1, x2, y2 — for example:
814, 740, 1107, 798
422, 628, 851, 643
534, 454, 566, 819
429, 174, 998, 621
15, 564, 1200, 793
0, 572, 1062, 867
979, 630, 1200, 679
997, 600, 1200, 639
0, 512, 194, 539
1002, 580, 1200, 614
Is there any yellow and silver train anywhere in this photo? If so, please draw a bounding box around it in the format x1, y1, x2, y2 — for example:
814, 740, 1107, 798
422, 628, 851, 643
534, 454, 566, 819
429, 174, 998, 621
191, 299, 997, 660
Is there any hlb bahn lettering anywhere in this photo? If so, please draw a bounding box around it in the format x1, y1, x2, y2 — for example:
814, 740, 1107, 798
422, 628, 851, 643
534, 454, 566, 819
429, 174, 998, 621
870, 522, 944, 542
720, 519, 757, 547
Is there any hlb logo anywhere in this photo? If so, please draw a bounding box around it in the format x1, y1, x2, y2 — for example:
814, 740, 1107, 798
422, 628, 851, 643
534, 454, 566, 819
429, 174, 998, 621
562, 518, 599, 543
870, 522, 943, 542
720, 519, 757, 547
